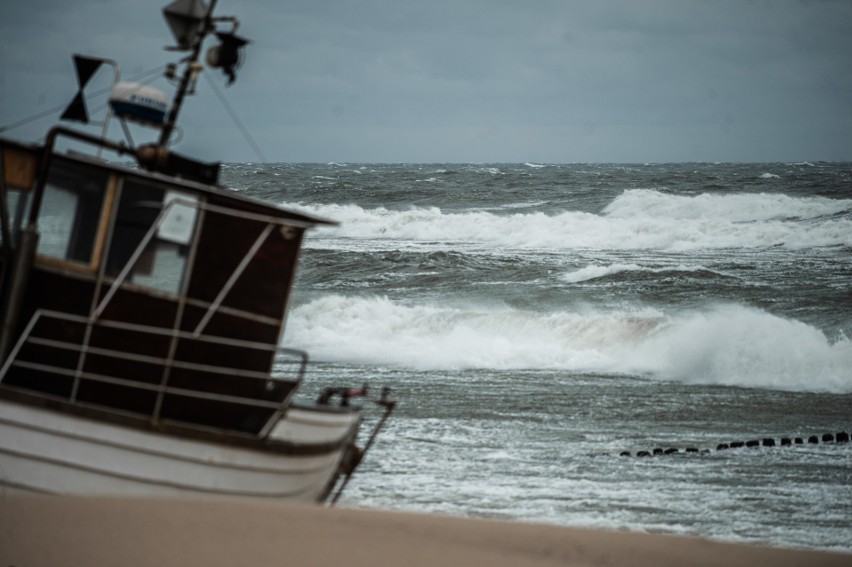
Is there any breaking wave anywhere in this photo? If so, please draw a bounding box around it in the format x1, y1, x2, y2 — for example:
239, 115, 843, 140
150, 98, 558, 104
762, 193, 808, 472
285, 296, 852, 394
601, 189, 849, 223
292, 190, 852, 251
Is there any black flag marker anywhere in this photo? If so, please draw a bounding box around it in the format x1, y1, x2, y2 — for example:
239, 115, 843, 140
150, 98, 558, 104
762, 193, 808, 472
60, 55, 105, 123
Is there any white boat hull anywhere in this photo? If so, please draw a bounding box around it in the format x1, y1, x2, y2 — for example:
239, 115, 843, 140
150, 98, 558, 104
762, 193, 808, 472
0, 397, 361, 502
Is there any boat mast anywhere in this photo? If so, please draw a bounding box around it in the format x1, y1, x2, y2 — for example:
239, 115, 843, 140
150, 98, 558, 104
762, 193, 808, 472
157, 0, 219, 148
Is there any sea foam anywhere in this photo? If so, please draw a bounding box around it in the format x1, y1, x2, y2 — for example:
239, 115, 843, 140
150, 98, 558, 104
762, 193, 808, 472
560, 263, 717, 283
601, 189, 849, 223
613, 305, 852, 393
293, 190, 852, 251
285, 296, 852, 394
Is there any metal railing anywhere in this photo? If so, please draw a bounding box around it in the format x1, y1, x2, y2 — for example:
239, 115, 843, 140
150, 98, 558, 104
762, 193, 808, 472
0, 309, 308, 437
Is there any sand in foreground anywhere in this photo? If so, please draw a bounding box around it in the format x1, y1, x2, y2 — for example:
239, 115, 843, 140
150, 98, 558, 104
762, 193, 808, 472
1, 495, 848, 567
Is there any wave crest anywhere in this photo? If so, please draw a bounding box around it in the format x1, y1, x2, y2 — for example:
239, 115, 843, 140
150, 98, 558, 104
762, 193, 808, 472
292, 190, 852, 250
285, 296, 851, 393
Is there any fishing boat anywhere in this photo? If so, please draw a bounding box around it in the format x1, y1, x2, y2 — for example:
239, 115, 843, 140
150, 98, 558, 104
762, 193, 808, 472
0, 0, 393, 503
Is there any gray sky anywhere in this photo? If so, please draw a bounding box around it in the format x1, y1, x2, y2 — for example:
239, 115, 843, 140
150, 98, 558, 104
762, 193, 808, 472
2, 0, 851, 163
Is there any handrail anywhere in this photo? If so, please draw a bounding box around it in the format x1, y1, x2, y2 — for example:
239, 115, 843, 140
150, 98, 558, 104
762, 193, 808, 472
9, 360, 284, 411
26, 336, 292, 382
94, 196, 315, 324
18, 309, 308, 364
0, 309, 308, 434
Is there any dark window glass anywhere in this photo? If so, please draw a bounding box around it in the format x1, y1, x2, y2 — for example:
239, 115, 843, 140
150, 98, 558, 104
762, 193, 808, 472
106, 181, 163, 276
106, 180, 197, 295
36, 159, 109, 264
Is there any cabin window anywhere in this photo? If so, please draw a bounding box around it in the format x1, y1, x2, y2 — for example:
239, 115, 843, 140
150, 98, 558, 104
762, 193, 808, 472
105, 180, 198, 295
2, 189, 31, 247
35, 160, 109, 265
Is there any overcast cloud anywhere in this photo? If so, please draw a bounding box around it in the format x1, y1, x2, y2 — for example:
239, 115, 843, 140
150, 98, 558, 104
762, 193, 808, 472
2, 0, 851, 163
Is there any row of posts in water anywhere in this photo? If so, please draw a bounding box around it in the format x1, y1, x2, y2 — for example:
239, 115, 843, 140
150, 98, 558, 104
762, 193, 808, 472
619, 431, 849, 458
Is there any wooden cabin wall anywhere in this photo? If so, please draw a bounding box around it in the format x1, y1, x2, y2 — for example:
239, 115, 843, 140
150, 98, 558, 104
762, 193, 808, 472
3, 268, 95, 396
181, 200, 305, 358
146, 196, 305, 431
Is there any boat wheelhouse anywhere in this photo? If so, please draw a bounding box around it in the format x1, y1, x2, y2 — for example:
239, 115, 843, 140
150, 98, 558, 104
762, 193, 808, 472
0, 1, 392, 502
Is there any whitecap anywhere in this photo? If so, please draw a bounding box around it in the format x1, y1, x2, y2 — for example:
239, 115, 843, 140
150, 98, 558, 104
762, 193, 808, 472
284, 294, 667, 373
562, 263, 724, 283
291, 196, 852, 251
562, 264, 644, 283
284, 297, 852, 394
613, 304, 852, 394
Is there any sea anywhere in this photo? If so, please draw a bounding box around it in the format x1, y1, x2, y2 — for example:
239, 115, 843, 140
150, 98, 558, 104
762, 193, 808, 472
221, 162, 851, 552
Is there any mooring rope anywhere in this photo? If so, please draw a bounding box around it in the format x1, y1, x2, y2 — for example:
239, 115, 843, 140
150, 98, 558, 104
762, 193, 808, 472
618, 430, 849, 457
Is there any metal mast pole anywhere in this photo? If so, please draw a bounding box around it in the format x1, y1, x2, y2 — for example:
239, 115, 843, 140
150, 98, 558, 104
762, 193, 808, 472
157, 0, 218, 148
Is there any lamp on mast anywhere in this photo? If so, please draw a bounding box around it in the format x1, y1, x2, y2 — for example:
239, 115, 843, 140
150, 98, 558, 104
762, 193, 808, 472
162, 0, 210, 51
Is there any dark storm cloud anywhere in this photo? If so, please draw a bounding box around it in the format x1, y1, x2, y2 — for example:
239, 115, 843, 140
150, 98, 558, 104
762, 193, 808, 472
2, 0, 851, 162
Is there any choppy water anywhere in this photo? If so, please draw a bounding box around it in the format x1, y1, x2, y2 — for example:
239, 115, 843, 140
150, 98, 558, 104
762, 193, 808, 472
222, 162, 851, 552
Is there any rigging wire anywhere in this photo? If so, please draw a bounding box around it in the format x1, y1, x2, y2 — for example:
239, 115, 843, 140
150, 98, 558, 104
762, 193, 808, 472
4, 62, 267, 163
33, 70, 168, 147
202, 70, 267, 163
0, 65, 167, 134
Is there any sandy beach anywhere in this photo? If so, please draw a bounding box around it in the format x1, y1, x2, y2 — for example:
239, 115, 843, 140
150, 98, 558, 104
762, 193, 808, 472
1, 495, 848, 567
